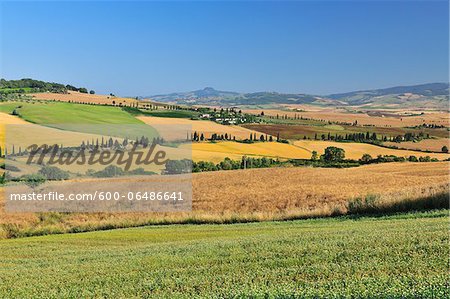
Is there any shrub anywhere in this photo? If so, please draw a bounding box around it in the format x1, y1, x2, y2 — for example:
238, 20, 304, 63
408, 155, 418, 162
93, 165, 124, 177
128, 168, 156, 175
360, 154, 372, 163
0, 164, 20, 172
163, 159, 192, 174
19, 173, 47, 188
38, 166, 70, 180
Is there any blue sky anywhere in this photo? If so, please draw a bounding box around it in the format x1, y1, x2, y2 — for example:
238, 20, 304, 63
1, 1, 448, 96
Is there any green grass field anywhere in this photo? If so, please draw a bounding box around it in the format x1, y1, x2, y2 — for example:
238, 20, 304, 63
137, 109, 199, 119
0, 101, 158, 139
0, 210, 447, 298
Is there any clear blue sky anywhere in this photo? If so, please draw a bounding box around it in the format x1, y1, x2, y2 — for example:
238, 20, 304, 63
1, 1, 448, 96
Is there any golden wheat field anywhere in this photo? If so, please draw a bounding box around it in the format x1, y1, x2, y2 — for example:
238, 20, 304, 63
0, 161, 448, 238
293, 140, 450, 160
0, 112, 28, 147
383, 138, 450, 153
243, 108, 450, 127
31, 91, 138, 106
137, 116, 263, 140
187, 141, 311, 162
186, 140, 450, 163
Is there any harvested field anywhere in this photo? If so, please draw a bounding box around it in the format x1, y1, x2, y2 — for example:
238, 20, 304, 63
0, 112, 29, 146
0, 162, 448, 238
137, 116, 262, 140
243, 108, 450, 127
293, 140, 450, 160
0, 112, 105, 149
384, 138, 450, 153
31, 91, 138, 106
243, 123, 449, 139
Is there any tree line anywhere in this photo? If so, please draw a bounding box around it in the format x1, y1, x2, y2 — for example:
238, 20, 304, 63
0, 78, 93, 95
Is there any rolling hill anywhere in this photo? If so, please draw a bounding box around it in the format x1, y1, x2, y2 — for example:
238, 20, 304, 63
145, 83, 449, 109
2, 78, 448, 109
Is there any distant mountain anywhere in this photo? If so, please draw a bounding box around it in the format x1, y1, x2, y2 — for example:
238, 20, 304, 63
149, 87, 239, 103
147, 87, 322, 106
145, 83, 449, 109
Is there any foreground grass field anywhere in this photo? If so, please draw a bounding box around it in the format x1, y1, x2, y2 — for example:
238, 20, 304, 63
0, 210, 447, 298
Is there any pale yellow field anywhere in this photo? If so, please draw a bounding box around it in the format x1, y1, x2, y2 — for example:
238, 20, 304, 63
0, 112, 109, 149
383, 138, 450, 153
31, 91, 138, 106
0, 112, 29, 146
293, 140, 450, 160
244, 108, 449, 127
137, 116, 264, 140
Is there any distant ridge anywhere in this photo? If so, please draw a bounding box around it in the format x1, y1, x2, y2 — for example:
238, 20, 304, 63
327, 83, 449, 104
145, 83, 449, 109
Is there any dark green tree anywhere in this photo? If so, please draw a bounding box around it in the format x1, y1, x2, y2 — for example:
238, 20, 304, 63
323, 147, 345, 162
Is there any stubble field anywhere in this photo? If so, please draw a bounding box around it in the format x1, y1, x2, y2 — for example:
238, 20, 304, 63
383, 138, 450, 152
31, 91, 138, 106
0, 162, 448, 238
243, 108, 449, 127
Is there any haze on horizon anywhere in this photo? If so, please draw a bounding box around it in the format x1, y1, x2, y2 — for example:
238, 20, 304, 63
1, 1, 448, 96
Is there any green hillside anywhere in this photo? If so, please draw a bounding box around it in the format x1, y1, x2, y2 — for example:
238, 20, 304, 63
0, 78, 90, 95
0, 101, 158, 139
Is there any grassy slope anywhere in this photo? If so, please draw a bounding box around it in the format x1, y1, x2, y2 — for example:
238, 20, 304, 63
0, 102, 158, 139
125, 107, 199, 119
0, 211, 447, 298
